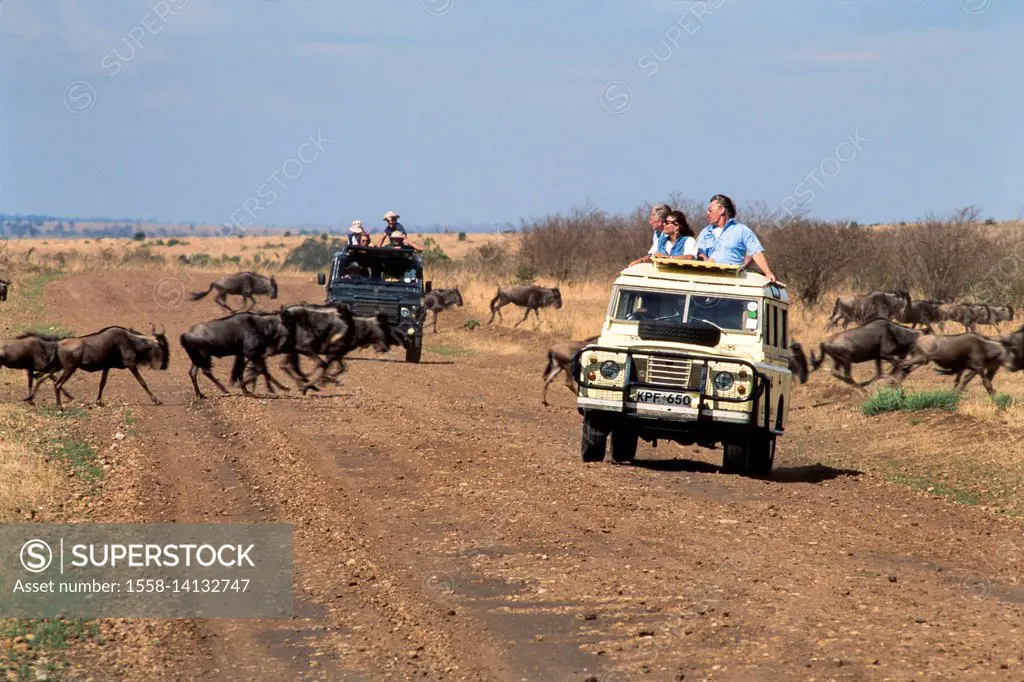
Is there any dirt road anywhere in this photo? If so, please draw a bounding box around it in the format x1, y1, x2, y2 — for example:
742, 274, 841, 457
8, 270, 1024, 680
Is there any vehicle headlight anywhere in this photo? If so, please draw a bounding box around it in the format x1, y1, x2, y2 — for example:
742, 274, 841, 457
714, 371, 735, 391
600, 360, 621, 380
400, 307, 411, 318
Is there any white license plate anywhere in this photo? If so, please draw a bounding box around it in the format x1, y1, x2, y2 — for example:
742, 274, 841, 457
634, 389, 693, 406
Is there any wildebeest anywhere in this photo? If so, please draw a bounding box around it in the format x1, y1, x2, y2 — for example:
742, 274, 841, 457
810, 319, 922, 389
898, 300, 945, 329
180, 311, 290, 400
49, 326, 170, 411
423, 288, 463, 333
826, 290, 911, 331
998, 323, 1024, 371
897, 333, 1009, 397
541, 335, 600, 406
788, 341, 809, 385
963, 303, 1015, 331
0, 332, 74, 404
0, 279, 9, 301
190, 272, 278, 312
488, 285, 563, 327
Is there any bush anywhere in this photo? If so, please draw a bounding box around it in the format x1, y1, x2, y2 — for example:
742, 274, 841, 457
132, 231, 146, 241
862, 388, 960, 416
762, 220, 864, 304
283, 230, 292, 237
458, 232, 467, 241
891, 207, 998, 301
516, 205, 646, 281
994, 393, 1016, 411
283, 237, 345, 271
420, 237, 451, 266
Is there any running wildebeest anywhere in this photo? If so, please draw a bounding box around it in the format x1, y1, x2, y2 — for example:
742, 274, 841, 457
897, 333, 1010, 397
998, 323, 1024, 371
968, 304, 1015, 331
488, 285, 563, 327
0, 332, 74, 404
0, 279, 9, 302
809, 319, 923, 390
48, 326, 170, 411
190, 272, 279, 312
180, 311, 290, 400
826, 290, 911, 331
788, 341, 809, 385
898, 300, 945, 329
423, 288, 464, 333
541, 335, 600, 406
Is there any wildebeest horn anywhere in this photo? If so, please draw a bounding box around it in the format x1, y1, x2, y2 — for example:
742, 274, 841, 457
328, 332, 345, 344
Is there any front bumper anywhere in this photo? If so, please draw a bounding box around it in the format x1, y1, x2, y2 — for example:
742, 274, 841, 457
572, 346, 774, 429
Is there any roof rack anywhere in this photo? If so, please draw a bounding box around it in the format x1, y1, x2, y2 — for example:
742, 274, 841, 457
650, 256, 742, 274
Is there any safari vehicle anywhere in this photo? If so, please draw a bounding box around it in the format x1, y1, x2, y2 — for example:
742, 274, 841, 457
571, 256, 793, 477
316, 245, 430, 362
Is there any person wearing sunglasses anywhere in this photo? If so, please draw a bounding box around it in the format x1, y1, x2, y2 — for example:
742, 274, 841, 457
633, 210, 697, 264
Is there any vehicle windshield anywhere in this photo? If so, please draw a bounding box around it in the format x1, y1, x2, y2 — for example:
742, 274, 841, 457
334, 249, 421, 284
613, 288, 758, 331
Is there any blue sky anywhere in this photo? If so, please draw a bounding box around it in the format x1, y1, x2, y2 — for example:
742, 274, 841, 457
1, 0, 1021, 229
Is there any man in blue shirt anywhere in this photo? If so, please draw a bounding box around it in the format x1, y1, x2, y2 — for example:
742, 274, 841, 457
695, 194, 777, 283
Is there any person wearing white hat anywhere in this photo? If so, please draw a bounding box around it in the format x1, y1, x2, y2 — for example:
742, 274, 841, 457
378, 211, 407, 246
347, 220, 365, 246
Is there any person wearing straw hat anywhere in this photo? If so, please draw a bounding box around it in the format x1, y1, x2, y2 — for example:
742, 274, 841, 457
347, 220, 365, 246
378, 211, 421, 250
378, 211, 406, 246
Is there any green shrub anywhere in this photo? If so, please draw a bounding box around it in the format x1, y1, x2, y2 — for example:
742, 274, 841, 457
862, 388, 960, 416
994, 393, 1016, 411
132, 231, 146, 241
458, 232, 467, 241
421, 237, 451, 266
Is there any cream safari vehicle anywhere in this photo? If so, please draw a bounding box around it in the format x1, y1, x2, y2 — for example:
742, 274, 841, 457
572, 256, 794, 477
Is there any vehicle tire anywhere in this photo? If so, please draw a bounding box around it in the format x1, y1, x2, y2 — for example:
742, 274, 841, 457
748, 434, 775, 479
581, 412, 610, 463
405, 340, 422, 363
721, 441, 748, 475
610, 426, 638, 464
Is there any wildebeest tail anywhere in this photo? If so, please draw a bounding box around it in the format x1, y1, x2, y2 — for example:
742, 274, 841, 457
189, 284, 214, 301
489, 287, 502, 312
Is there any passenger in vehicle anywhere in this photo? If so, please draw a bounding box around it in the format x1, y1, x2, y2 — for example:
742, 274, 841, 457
357, 232, 372, 247
347, 220, 365, 246
631, 210, 697, 264
628, 203, 672, 267
696, 194, 777, 283
341, 261, 368, 282
387, 231, 421, 252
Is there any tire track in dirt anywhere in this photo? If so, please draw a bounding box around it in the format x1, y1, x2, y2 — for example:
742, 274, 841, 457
20, 269, 1024, 680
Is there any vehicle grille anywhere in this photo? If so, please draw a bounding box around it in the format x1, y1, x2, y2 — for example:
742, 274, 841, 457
646, 357, 705, 391
349, 301, 398, 323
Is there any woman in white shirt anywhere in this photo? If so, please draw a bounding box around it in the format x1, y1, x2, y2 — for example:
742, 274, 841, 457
635, 211, 697, 264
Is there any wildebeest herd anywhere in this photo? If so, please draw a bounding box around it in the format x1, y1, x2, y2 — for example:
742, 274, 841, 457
0, 271, 566, 410
812, 290, 1024, 397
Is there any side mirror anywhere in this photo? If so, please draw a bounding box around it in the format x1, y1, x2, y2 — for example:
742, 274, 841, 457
425, 281, 432, 293
317, 272, 326, 286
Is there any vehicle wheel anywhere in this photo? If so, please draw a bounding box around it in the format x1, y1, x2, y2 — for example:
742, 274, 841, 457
748, 435, 775, 479
581, 412, 609, 463
721, 441, 748, 475
610, 426, 638, 463
405, 340, 422, 363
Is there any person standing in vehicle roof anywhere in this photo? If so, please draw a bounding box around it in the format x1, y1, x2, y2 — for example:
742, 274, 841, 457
696, 194, 777, 283
378, 211, 406, 246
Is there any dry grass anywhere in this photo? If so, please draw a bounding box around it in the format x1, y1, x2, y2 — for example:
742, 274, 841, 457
0, 406, 64, 520
0, 232, 513, 271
